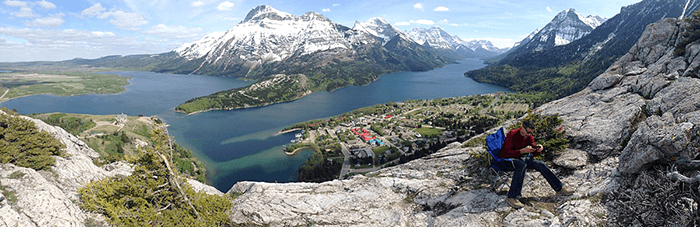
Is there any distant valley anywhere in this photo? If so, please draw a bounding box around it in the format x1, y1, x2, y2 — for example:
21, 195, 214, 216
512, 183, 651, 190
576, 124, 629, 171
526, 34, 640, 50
1, 5, 507, 114
467, 0, 700, 102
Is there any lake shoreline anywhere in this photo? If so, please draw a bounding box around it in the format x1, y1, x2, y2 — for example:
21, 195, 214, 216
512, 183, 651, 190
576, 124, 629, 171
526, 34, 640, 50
0, 58, 512, 192
285, 146, 318, 156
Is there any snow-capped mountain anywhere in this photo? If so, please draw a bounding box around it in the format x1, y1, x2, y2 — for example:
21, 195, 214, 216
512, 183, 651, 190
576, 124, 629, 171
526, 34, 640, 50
352, 17, 403, 45
166, 5, 447, 83
175, 5, 354, 67
511, 28, 541, 49
513, 9, 606, 52
406, 27, 507, 58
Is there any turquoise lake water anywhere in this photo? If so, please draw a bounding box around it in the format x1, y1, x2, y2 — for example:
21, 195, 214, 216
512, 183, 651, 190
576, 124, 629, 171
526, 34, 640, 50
1, 58, 510, 192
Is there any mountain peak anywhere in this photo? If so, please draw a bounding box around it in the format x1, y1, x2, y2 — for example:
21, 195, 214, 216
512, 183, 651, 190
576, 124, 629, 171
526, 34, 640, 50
554, 8, 606, 28
243, 5, 293, 23
510, 8, 606, 53
405, 26, 506, 56
366, 17, 390, 25
353, 17, 402, 44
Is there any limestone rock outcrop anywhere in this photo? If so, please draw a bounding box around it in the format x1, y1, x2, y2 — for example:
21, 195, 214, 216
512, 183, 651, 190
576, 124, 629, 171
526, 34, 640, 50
0, 111, 219, 226
224, 17, 700, 226
3, 14, 700, 227
540, 18, 700, 173
227, 143, 619, 226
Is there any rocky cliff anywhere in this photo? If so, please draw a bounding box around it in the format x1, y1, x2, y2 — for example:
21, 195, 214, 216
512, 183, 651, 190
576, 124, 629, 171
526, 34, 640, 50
225, 17, 700, 226
2, 17, 700, 226
0, 112, 132, 226
0, 111, 220, 226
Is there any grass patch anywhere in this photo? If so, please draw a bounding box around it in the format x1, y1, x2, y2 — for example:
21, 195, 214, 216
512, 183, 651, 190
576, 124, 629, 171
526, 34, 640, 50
0, 184, 17, 206
8, 171, 25, 179
372, 145, 390, 156
0, 72, 128, 101
414, 127, 442, 138
462, 135, 486, 148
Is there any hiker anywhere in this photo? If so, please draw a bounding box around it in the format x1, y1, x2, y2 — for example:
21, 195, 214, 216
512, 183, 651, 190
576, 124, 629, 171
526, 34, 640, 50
500, 119, 574, 209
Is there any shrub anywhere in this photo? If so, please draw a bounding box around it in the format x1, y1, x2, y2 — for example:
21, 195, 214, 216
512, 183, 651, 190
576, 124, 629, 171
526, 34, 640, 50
78, 126, 232, 226
512, 112, 569, 161
0, 113, 66, 170
675, 10, 700, 56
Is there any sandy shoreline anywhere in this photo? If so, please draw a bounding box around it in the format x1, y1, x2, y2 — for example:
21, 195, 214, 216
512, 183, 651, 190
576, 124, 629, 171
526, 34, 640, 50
277, 128, 302, 135
284, 145, 317, 156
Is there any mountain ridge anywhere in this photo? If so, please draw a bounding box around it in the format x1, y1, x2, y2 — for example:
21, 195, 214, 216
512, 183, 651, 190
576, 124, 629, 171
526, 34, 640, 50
493, 8, 606, 65
2, 15, 700, 225
223, 15, 700, 226
406, 26, 507, 59
467, 0, 700, 101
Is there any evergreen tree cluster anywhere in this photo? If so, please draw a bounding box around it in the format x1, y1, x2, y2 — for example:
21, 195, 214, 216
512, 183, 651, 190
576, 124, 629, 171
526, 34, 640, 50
297, 152, 342, 183
40, 113, 96, 136
0, 109, 65, 171
509, 112, 569, 161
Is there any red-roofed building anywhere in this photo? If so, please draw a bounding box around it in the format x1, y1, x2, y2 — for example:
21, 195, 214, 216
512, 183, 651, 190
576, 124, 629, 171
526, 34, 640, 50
352, 128, 376, 142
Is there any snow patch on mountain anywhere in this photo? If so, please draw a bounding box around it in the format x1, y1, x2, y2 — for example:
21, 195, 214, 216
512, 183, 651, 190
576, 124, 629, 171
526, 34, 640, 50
352, 17, 402, 45
515, 8, 607, 52
406, 27, 505, 54
175, 5, 353, 65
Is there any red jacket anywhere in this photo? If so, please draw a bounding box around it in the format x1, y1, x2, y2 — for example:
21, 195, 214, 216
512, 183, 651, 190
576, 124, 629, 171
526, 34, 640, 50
499, 128, 539, 159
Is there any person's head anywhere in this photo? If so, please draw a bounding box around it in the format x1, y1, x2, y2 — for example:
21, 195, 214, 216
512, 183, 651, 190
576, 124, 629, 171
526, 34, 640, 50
520, 120, 535, 137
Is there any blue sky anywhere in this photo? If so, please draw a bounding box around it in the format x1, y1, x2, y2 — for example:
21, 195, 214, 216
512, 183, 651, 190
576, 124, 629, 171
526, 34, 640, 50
0, 0, 641, 62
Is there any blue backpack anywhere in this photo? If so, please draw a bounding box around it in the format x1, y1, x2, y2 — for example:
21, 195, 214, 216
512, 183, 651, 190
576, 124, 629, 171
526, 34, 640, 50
486, 127, 506, 157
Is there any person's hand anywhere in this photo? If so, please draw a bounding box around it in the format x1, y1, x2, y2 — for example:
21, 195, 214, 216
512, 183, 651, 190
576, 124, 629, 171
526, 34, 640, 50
535, 144, 544, 152
522, 146, 535, 154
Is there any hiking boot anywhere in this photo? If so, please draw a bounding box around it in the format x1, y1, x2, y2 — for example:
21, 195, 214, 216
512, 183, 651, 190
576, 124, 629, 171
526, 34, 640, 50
556, 186, 575, 196
506, 197, 525, 209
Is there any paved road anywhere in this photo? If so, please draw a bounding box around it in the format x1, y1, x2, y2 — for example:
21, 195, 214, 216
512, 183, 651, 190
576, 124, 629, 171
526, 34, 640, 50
338, 143, 352, 179
0, 87, 8, 100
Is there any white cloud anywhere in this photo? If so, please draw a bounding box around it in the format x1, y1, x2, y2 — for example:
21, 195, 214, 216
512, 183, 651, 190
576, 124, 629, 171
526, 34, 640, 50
81, 3, 106, 17
144, 24, 205, 41
4, 0, 37, 18
217, 1, 234, 11
546, 6, 552, 12
81, 4, 148, 31
411, 19, 434, 25
3, 0, 26, 7
36, 0, 55, 9
413, 3, 423, 11
394, 21, 411, 26
192, 1, 204, 7
90, 31, 116, 37
322, 8, 330, 12
434, 6, 449, 12
437, 19, 459, 27
26, 13, 64, 27
332, 4, 340, 7
102, 10, 149, 31
0, 27, 183, 62
15, 6, 35, 17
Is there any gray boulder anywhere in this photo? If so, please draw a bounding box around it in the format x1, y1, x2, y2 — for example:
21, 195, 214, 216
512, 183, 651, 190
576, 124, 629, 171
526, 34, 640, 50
553, 149, 588, 169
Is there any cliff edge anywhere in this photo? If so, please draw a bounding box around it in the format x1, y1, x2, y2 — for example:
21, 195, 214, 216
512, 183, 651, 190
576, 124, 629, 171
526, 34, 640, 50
1, 17, 699, 226
226, 17, 700, 226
